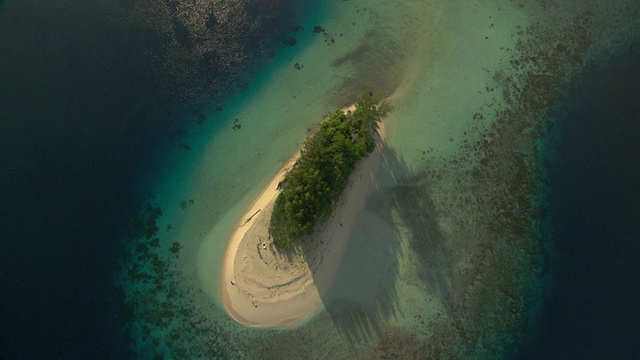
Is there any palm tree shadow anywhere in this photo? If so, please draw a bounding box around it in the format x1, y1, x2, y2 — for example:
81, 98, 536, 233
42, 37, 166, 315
314, 204, 401, 346
303, 147, 454, 345
376, 154, 455, 317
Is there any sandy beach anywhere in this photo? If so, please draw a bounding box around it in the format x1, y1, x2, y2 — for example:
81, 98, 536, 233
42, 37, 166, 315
221, 108, 387, 327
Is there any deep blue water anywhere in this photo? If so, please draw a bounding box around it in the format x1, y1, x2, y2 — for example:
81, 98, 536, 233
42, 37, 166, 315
528, 45, 640, 358
0, 0, 308, 357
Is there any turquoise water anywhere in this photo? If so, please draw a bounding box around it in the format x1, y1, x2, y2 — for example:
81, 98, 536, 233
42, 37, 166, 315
114, 1, 640, 358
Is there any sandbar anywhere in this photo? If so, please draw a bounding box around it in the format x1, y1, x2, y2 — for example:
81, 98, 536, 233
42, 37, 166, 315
221, 106, 387, 327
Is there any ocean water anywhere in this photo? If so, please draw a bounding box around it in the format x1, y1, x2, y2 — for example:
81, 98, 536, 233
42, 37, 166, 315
529, 43, 640, 358
0, 0, 311, 357
2, 0, 640, 358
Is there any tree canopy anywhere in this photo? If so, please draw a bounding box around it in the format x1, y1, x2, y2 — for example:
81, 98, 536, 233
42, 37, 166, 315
269, 96, 387, 249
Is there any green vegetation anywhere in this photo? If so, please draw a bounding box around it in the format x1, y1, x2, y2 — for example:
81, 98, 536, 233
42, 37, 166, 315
269, 96, 388, 249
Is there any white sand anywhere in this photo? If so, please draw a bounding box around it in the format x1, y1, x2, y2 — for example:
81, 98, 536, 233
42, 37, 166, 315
221, 107, 386, 327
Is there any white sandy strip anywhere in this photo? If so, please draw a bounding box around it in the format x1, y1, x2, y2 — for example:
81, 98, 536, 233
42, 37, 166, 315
221, 108, 386, 327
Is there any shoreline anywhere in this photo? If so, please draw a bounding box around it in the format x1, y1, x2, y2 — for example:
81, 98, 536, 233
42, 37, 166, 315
220, 106, 387, 328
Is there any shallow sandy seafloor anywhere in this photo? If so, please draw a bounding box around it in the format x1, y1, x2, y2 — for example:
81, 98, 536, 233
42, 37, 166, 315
115, 0, 640, 358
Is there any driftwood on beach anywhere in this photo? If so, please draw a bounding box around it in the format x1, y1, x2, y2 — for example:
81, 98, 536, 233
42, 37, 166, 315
240, 209, 261, 227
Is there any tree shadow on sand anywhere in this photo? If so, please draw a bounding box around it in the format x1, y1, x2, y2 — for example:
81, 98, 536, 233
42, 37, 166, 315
303, 146, 455, 345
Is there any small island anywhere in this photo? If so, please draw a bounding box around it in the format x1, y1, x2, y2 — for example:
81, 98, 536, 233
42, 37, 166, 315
270, 96, 386, 249
221, 96, 388, 327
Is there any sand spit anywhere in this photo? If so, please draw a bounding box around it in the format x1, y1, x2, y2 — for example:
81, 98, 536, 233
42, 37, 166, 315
221, 107, 386, 327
